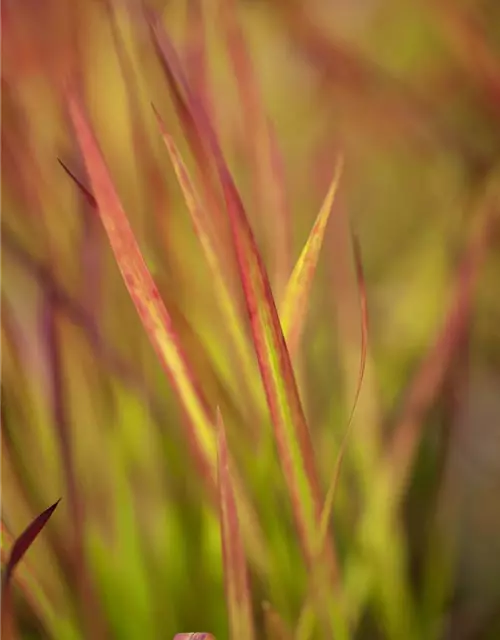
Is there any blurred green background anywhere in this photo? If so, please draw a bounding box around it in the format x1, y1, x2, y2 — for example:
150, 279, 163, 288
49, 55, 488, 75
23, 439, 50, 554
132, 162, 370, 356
2, 0, 500, 638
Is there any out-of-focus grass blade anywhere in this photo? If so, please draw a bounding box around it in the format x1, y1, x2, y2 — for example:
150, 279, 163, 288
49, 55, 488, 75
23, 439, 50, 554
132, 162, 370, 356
319, 234, 368, 541
217, 409, 256, 640
67, 93, 269, 576
280, 158, 344, 358
1, 501, 60, 639
262, 602, 293, 640
218, 0, 292, 299
145, 14, 344, 631
295, 233, 368, 640
389, 174, 500, 499
3, 500, 60, 583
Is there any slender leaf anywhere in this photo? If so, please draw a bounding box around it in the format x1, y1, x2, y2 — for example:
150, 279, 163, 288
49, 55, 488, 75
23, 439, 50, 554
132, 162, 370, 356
217, 409, 256, 640
280, 157, 344, 358
67, 94, 269, 577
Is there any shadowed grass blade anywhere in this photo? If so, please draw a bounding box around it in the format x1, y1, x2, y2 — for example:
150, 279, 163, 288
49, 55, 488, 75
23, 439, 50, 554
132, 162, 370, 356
1, 500, 61, 639
217, 409, 256, 640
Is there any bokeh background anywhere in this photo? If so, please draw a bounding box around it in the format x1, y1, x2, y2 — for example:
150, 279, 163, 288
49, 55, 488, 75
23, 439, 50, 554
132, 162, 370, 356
2, 0, 500, 638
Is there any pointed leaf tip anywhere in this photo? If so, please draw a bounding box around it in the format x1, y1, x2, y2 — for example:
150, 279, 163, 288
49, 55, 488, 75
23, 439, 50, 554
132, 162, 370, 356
280, 155, 344, 357
4, 499, 61, 583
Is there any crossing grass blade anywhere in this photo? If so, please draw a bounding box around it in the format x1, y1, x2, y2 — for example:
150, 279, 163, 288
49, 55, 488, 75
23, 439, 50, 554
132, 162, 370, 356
146, 10, 339, 583
280, 157, 344, 358
153, 110, 261, 415
217, 409, 256, 640
66, 94, 269, 577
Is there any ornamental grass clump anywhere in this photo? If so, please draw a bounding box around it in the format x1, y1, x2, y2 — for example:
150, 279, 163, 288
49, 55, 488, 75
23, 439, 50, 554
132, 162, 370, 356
2, 1, 500, 639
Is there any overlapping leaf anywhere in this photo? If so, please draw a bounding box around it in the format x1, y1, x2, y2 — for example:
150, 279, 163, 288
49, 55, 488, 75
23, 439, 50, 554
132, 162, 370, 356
217, 409, 255, 640
67, 94, 269, 576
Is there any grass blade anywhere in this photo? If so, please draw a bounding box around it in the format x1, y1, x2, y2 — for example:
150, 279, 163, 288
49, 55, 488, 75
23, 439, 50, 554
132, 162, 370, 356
153, 111, 261, 418
68, 92, 217, 479
145, 16, 345, 632
217, 409, 256, 640
1, 501, 60, 639
295, 233, 368, 640
3, 500, 61, 582
66, 93, 269, 576
280, 158, 344, 358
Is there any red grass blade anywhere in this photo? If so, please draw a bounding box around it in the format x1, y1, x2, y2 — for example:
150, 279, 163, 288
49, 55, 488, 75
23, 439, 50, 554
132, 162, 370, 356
217, 409, 256, 640
280, 158, 344, 358
68, 92, 217, 480
1, 501, 60, 639
66, 93, 269, 576
3, 500, 60, 582
147, 8, 338, 578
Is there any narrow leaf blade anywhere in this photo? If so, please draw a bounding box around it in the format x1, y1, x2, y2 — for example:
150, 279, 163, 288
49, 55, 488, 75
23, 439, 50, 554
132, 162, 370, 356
217, 409, 256, 640
280, 157, 344, 358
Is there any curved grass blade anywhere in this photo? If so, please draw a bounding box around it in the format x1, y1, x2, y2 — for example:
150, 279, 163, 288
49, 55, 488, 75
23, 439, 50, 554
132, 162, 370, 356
68, 93, 217, 480
66, 93, 269, 575
1, 500, 61, 639
146, 17, 347, 635
295, 233, 368, 640
280, 157, 344, 359
217, 409, 256, 640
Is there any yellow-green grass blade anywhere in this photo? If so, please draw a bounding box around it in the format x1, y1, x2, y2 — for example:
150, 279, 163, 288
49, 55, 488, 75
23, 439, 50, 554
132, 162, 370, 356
146, 15, 347, 635
67, 93, 269, 577
280, 158, 344, 359
217, 410, 256, 640
153, 111, 262, 421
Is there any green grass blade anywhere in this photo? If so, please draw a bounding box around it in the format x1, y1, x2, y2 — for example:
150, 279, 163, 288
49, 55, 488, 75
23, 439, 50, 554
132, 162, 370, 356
217, 409, 256, 640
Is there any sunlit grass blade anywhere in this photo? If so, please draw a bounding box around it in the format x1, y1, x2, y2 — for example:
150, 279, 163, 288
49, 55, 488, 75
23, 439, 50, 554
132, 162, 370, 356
68, 92, 216, 480
3, 500, 61, 583
217, 409, 256, 640
66, 93, 269, 576
280, 157, 344, 358
145, 14, 343, 627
